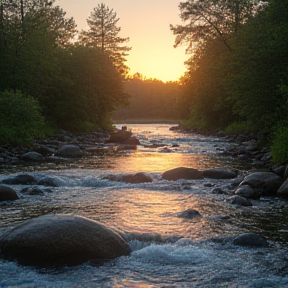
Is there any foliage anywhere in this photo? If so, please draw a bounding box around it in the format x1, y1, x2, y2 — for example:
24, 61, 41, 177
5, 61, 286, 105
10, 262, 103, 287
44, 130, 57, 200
113, 74, 181, 121
271, 122, 288, 165
0, 90, 46, 146
80, 3, 131, 75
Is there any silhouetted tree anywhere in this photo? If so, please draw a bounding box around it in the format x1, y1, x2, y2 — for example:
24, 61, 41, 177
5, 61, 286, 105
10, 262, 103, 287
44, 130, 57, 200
80, 3, 131, 75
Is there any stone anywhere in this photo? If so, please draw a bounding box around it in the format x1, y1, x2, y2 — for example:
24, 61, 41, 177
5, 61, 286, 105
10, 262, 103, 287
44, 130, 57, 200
0, 185, 19, 202
232, 233, 269, 247
203, 168, 238, 179
21, 187, 44, 196
21, 152, 44, 161
2, 174, 36, 185
37, 176, 59, 187
235, 185, 260, 199
122, 172, 153, 184
55, 145, 83, 158
277, 178, 288, 198
177, 209, 201, 219
106, 130, 132, 144
162, 167, 203, 181
239, 172, 284, 196
0, 214, 130, 267
124, 137, 141, 145
225, 195, 252, 207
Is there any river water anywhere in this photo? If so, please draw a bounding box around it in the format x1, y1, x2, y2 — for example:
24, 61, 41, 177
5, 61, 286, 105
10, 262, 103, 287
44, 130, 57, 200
0, 124, 288, 287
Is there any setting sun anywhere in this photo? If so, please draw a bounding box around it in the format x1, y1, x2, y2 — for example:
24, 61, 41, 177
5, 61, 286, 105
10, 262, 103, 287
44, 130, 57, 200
56, 0, 188, 82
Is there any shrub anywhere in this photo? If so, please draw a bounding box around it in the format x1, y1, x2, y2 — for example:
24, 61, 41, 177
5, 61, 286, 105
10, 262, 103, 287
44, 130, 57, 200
271, 123, 288, 165
0, 90, 46, 146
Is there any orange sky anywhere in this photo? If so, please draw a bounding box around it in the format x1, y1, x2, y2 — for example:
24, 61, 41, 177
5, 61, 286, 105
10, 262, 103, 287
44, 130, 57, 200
56, 0, 188, 82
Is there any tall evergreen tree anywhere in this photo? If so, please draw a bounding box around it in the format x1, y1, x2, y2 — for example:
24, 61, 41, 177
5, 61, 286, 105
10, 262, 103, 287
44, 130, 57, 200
80, 3, 131, 75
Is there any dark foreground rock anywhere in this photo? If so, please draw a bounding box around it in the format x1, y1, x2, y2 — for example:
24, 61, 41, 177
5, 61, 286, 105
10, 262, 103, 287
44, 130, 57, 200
162, 167, 203, 181
0, 214, 130, 267
0, 185, 19, 202
203, 168, 238, 179
232, 233, 269, 247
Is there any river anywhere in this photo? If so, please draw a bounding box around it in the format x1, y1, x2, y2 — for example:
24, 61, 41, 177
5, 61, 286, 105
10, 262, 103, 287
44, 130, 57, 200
0, 124, 288, 287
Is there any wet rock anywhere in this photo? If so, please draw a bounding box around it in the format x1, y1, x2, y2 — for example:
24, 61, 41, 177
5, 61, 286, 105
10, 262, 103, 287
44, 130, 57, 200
178, 209, 201, 219
21, 151, 44, 161
235, 185, 260, 199
122, 172, 153, 184
21, 187, 45, 196
212, 188, 227, 195
2, 174, 36, 185
33, 144, 55, 157
277, 178, 288, 198
106, 130, 132, 144
232, 233, 269, 247
261, 152, 272, 162
203, 168, 238, 179
115, 144, 137, 151
225, 195, 252, 207
55, 145, 83, 158
37, 176, 59, 187
239, 172, 284, 196
0, 214, 130, 267
124, 137, 141, 145
0, 185, 19, 202
162, 167, 203, 181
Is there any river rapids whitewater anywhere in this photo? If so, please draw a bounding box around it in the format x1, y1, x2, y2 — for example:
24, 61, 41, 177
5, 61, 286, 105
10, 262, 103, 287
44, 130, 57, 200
0, 124, 288, 288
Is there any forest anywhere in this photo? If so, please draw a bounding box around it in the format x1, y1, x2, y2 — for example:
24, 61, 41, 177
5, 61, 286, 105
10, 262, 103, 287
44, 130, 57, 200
0, 0, 288, 164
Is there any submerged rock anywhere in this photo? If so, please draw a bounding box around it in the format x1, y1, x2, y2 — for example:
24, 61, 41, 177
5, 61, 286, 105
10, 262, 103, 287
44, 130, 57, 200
162, 167, 203, 181
105, 172, 152, 184
21, 151, 44, 161
239, 172, 283, 196
178, 209, 201, 219
21, 187, 45, 196
232, 233, 269, 247
55, 145, 83, 158
0, 214, 130, 267
0, 185, 19, 202
225, 195, 252, 207
2, 174, 36, 185
37, 176, 59, 187
203, 168, 238, 179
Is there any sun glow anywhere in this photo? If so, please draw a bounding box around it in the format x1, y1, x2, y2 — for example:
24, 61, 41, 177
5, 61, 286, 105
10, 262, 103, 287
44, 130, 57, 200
57, 0, 188, 82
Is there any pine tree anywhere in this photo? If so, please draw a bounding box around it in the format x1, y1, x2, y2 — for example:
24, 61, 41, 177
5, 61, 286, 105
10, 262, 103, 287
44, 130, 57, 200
80, 3, 131, 75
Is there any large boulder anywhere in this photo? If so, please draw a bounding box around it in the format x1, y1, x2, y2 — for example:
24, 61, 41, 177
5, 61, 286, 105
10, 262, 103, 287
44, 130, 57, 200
239, 172, 284, 196
106, 130, 132, 144
55, 145, 83, 158
0, 185, 19, 202
162, 167, 203, 181
203, 168, 238, 179
277, 178, 288, 198
124, 137, 141, 145
0, 214, 130, 267
235, 185, 260, 199
2, 174, 36, 185
232, 233, 269, 247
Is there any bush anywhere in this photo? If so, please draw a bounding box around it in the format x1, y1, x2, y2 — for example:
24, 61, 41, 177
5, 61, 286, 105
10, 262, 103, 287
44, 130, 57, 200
0, 90, 46, 146
271, 123, 288, 165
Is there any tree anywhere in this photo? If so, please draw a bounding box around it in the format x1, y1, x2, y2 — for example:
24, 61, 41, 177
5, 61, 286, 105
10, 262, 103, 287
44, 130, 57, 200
170, 0, 267, 53
80, 3, 131, 75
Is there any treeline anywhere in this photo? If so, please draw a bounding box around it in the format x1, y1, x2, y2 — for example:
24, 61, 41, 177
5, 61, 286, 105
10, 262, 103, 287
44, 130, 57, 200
113, 73, 181, 122
172, 0, 288, 164
0, 1, 128, 146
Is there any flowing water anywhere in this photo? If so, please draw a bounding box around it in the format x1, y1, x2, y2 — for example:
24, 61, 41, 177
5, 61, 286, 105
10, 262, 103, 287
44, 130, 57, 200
0, 124, 288, 288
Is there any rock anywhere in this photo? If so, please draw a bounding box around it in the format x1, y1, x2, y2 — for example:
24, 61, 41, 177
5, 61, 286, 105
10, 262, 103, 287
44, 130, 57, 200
0, 214, 130, 267
124, 137, 141, 145
225, 195, 252, 207
239, 172, 284, 196
232, 233, 269, 247
55, 145, 83, 158
106, 130, 132, 144
212, 188, 227, 194
21, 152, 44, 161
21, 187, 44, 196
272, 165, 286, 178
122, 172, 153, 184
33, 144, 55, 157
37, 176, 59, 187
261, 152, 272, 162
0, 185, 19, 202
162, 167, 203, 181
178, 209, 201, 219
115, 144, 137, 151
235, 185, 260, 199
203, 168, 238, 179
277, 178, 288, 197
2, 174, 36, 185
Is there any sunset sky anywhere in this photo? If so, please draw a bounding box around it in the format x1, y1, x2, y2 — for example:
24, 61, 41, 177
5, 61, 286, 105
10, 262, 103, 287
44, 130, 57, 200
56, 0, 188, 82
